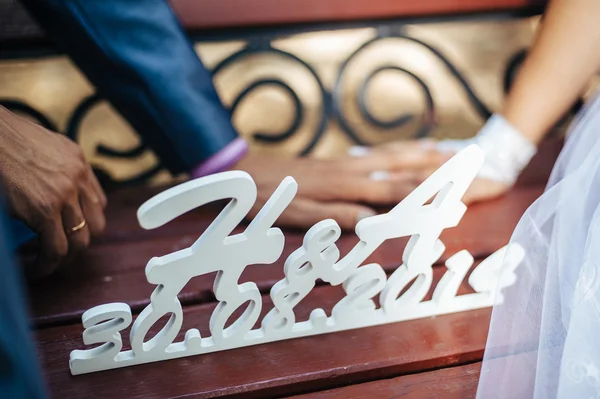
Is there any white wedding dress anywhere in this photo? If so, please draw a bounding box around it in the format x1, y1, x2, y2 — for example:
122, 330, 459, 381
476, 93, 600, 398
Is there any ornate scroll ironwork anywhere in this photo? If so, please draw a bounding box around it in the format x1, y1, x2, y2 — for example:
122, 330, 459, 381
332, 27, 480, 145
211, 40, 331, 156
0, 27, 533, 186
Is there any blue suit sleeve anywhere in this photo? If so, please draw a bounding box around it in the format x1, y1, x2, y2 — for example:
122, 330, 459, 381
22, 0, 239, 174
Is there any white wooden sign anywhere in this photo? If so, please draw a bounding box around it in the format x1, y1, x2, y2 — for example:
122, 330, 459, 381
69, 145, 524, 375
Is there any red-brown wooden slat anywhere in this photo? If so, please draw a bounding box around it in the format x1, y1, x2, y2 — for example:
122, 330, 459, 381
26, 185, 542, 328
515, 137, 562, 186
287, 361, 481, 398
170, 0, 538, 31
37, 278, 490, 399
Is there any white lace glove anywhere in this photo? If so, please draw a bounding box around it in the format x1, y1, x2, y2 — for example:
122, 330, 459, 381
436, 114, 537, 185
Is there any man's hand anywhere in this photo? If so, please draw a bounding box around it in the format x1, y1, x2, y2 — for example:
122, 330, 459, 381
0, 107, 107, 278
235, 141, 450, 230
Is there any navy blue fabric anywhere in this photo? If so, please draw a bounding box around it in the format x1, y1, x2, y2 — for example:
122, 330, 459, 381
0, 207, 47, 398
9, 218, 36, 250
22, 0, 239, 174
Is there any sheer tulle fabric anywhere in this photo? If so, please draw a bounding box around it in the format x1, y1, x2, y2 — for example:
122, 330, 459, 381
477, 93, 600, 398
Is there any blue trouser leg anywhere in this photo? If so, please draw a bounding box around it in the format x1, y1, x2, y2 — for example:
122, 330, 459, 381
21, 0, 239, 174
0, 207, 47, 398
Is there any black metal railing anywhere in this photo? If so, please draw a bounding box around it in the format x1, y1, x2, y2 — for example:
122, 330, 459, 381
1, 22, 534, 187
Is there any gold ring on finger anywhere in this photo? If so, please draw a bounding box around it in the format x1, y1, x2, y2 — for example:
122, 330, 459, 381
69, 220, 86, 234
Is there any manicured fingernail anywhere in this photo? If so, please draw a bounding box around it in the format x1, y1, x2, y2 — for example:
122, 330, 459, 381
348, 146, 370, 157
419, 139, 436, 150
369, 170, 390, 181
356, 209, 376, 223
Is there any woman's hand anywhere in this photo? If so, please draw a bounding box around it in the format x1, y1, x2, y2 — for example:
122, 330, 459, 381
369, 139, 513, 205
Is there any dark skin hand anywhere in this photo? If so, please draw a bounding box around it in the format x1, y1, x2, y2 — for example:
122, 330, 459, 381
0, 106, 107, 279
236, 141, 451, 230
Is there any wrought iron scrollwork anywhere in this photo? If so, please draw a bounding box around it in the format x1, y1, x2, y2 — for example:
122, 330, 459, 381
60, 40, 332, 184
229, 78, 303, 143
332, 27, 492, 146
66, 93, 147, 159
358, 66, 434, 134
503, 48, 527, 94
65, 93, 160, 187
211, 42, 331, 155
1, 27, 528, 186
334, 55, 435, 144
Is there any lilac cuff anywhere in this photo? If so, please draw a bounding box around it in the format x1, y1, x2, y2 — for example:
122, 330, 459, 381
191, 138, 249, 179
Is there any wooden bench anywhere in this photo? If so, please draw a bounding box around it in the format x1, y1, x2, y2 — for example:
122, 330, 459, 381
26, 138, 561, 398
